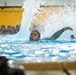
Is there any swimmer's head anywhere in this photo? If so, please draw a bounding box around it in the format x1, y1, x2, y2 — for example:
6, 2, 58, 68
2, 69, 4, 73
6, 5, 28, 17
70, 35, 75, 39
29, 30, 40, 41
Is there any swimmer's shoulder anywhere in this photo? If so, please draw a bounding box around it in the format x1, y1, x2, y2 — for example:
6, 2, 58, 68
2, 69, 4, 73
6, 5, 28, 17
42, 38, 51, 40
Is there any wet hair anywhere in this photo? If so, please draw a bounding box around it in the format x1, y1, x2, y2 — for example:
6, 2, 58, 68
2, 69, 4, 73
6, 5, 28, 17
71, 35, 75, 39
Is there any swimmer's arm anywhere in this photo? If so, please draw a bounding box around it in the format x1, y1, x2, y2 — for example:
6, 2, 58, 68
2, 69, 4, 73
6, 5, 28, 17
50, 27, 73, 40
50, 28, 65, 40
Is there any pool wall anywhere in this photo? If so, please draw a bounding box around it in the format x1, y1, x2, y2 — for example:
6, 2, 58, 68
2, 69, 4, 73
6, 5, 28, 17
13, 62, 76, 75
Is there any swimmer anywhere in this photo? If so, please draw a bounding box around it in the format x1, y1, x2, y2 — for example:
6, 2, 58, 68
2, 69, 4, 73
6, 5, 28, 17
70, 35, 75, 39
29, 26, 73, 41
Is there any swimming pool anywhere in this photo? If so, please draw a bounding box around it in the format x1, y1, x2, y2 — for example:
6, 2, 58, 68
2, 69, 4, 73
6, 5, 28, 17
0, 39, 76, 63
1, 0, 76, 64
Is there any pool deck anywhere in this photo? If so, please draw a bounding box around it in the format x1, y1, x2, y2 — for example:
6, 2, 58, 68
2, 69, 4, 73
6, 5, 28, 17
13, 62, 76, 71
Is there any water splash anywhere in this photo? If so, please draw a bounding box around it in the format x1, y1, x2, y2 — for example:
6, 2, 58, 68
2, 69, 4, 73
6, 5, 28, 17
0, 0, 43, 40
16, 0, 42, 39
40, 6, 76, 40
1, 0, 76, 40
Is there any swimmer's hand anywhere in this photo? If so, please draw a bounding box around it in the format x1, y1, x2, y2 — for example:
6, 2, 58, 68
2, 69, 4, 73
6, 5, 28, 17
64, 27, 73, 31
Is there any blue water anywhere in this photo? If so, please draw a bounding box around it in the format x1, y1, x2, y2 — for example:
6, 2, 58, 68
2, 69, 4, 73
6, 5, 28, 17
0, 39, 76, 63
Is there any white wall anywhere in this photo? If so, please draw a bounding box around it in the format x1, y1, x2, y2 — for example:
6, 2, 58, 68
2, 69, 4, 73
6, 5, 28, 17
0, 0, 24, 6
43, 0, 76, 6
0, 0, 76, 6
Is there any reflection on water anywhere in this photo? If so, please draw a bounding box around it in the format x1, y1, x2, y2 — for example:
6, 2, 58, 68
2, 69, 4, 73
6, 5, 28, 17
0, 39, 76, 63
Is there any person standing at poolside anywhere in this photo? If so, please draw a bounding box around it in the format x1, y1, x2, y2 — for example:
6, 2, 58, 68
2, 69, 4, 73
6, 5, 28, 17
29, 26, 73, 41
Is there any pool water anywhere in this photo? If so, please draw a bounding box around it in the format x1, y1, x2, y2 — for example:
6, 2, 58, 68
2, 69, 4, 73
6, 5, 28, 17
0, 0, 76, 63
0, 39, 76, 63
